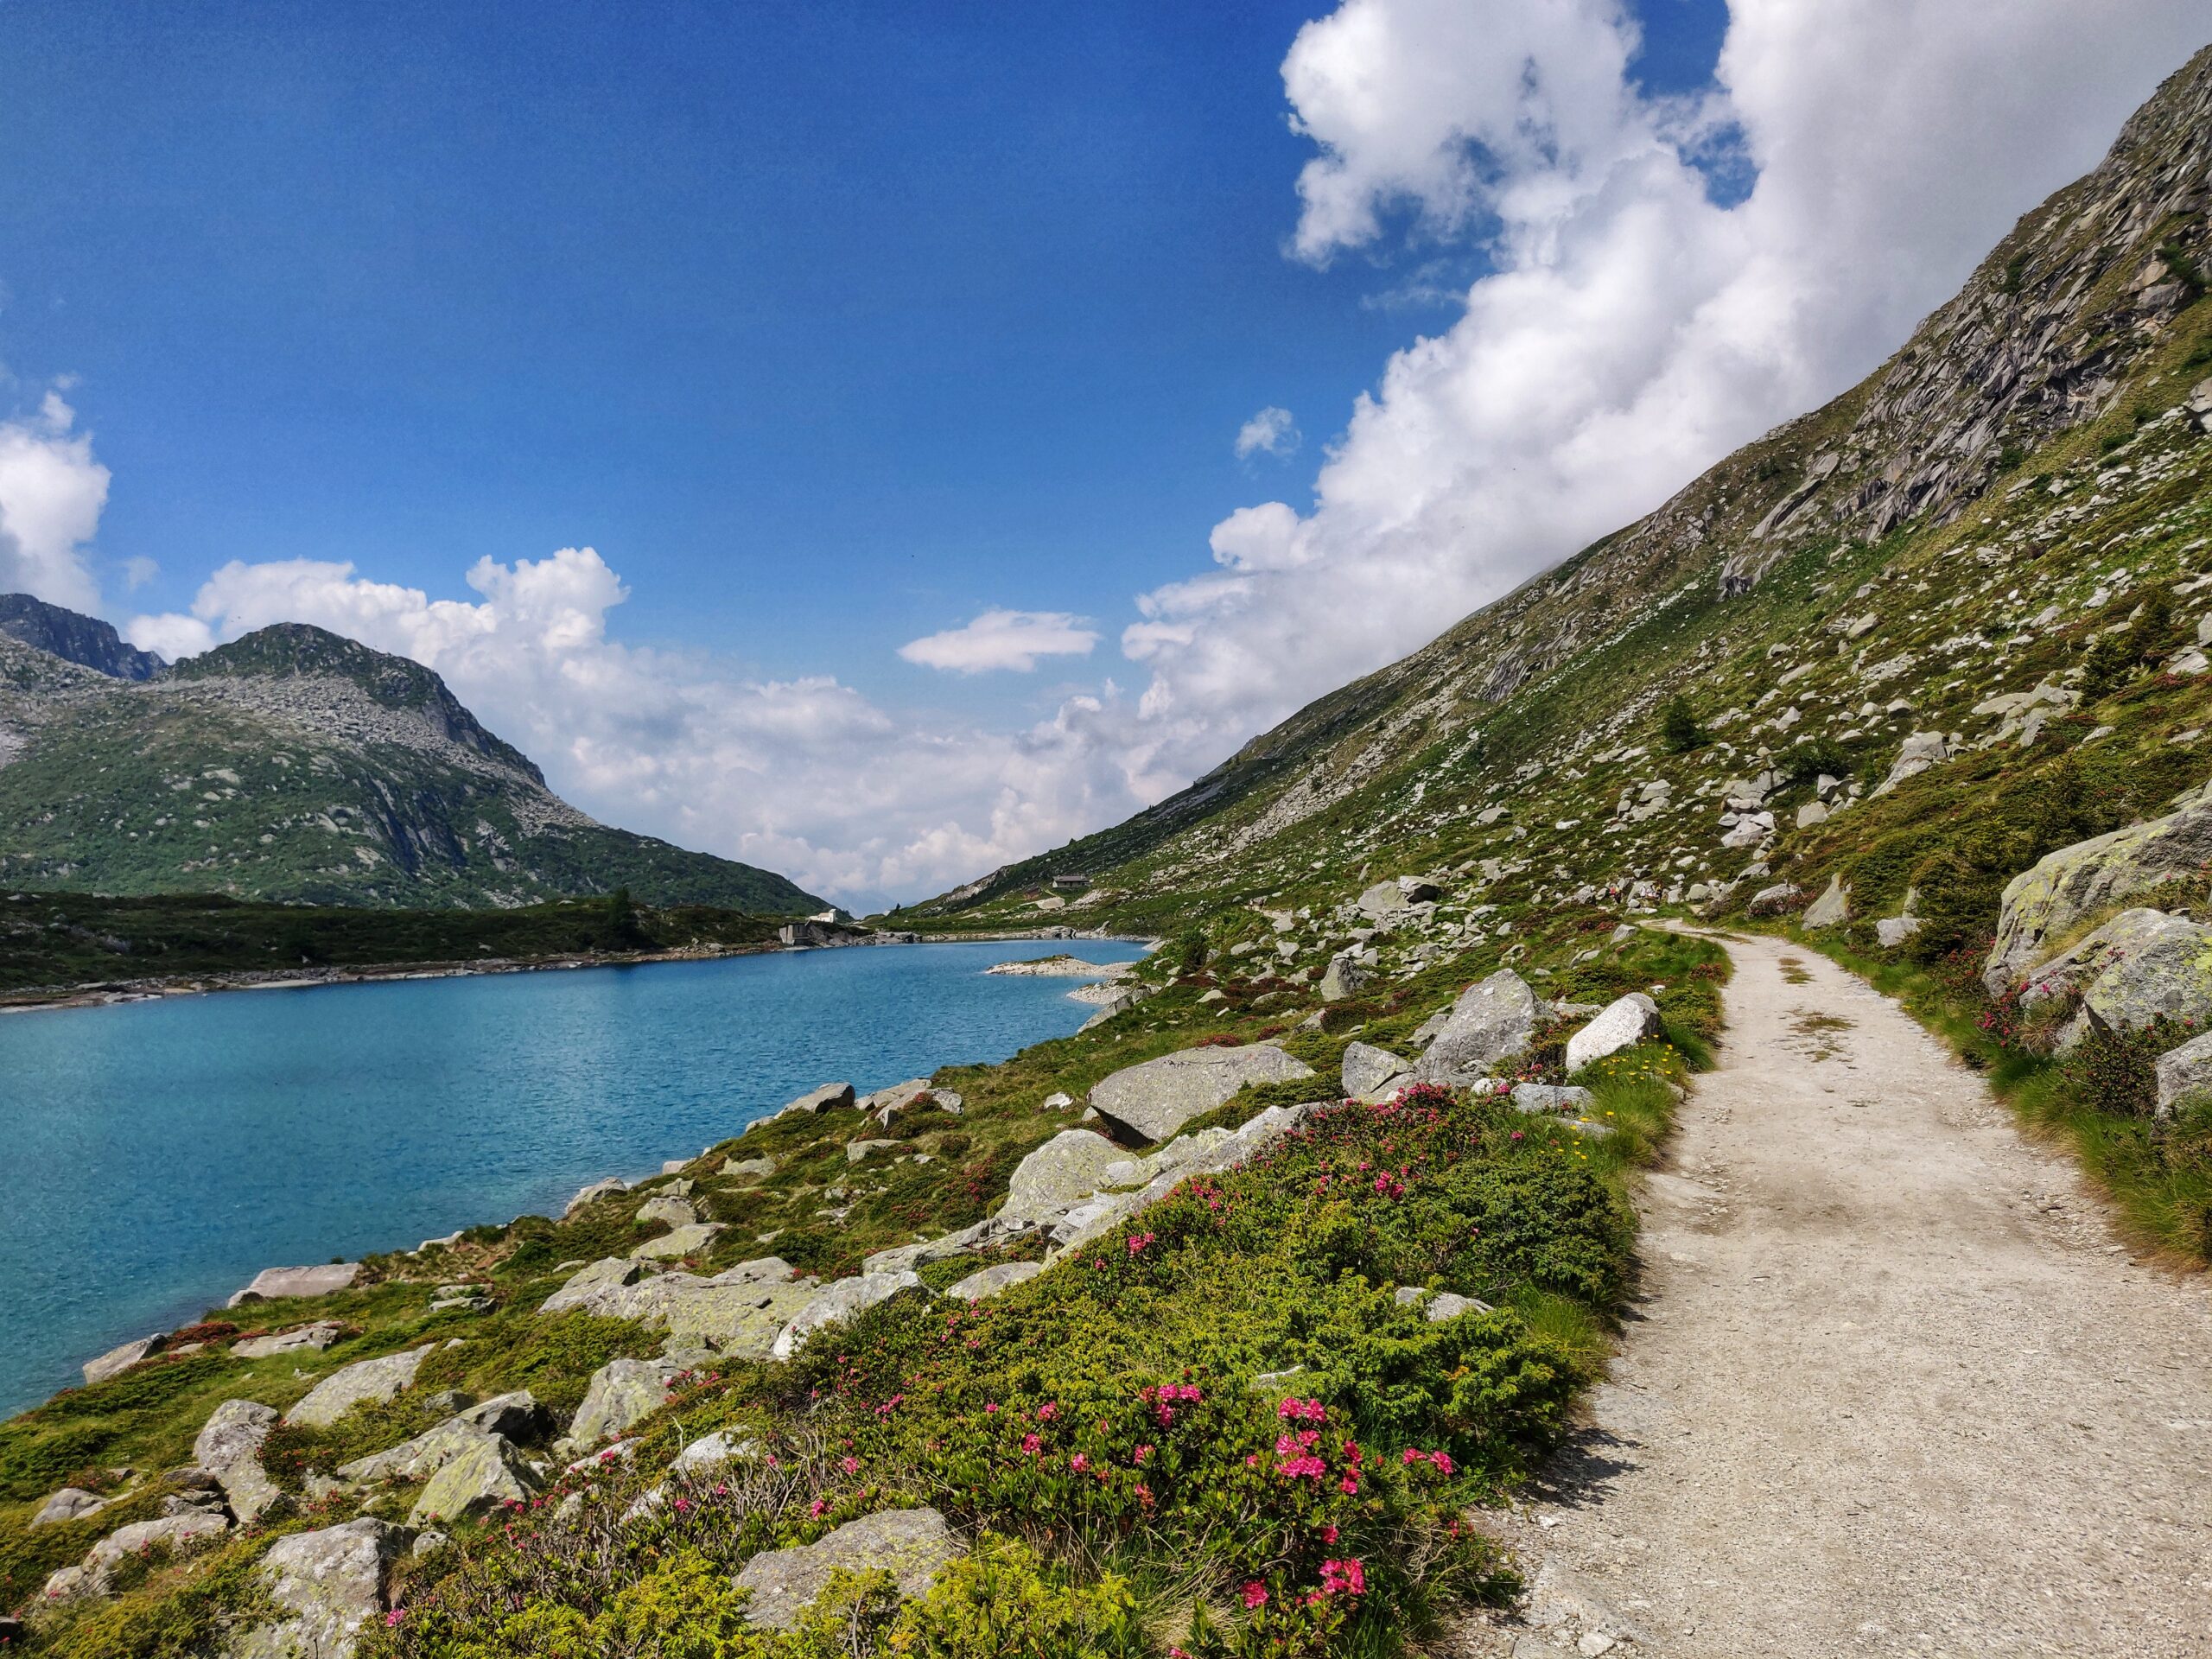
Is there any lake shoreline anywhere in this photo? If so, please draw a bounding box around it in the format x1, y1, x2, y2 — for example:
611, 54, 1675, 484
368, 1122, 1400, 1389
0, 926, 1154, 1014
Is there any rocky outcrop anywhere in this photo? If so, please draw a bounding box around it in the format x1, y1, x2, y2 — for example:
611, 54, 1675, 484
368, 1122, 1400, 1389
230, 1518, 413, 1659
232, 1321, 346, 1360
80, 1512, 231, 1589
2154, 1028, 2212, 1117
30, 1487, 106, 1528
336, 1393, 544, 1485
1986, 784, 2212, 993
734, 1508, 962, 1630
283, 1347, 429, 1428
2018, 909, 2212, 1045
1564, 992, 1662, 1074
1087, 1042, 1313, 1144
1802, 875, 1851, 930
564, 1177, 629, 1217
1415, 970, 1541, 1087
1001, 1130, 1129, 1226
630, 1222, 723, 1261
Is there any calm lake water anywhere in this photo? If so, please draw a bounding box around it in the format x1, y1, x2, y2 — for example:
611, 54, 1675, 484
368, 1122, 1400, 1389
0, 939, 1147, 1417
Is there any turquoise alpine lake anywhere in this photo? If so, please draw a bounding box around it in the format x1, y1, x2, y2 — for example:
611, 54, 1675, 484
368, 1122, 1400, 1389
0, 938, 1147, 1416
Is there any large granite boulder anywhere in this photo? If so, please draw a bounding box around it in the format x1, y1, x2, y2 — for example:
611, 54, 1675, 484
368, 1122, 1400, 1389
82, 1334, 166, 1387
1563, 992, 1663, 1075
2155, 1028, 2212, 1117
770, 1271, 924, 1361
1802, 874, 1850, 930
1001, 1130, 1128, 1227
228, 1264, 360, 1308
945, 1262, 1043, 1301
564, 1357, 680, 1450
1986, 782, 2212, 993
1340, 1041, 1409, 1100
283, 1348, 430, 1428
1871, 731, 1952, 797
734, 1508, 962, 1630
408, 1434, 541, 1526
1414, 971, 1541, 1087
231, 1518, 412, 1659
193, 1399, 288, 1523
1088, 1042, 1313, 1143
1318, 953, 1370, 1002
337, 1393, 543, 1484
635, 1193, 698, 1229
30, 1487, 105, 1528
232, 1321, 346, 1361
1047, 1103, 1319, 1255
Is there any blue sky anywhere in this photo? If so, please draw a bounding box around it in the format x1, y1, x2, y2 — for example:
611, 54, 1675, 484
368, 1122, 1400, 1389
3, 0, 1720, 710
2, 0, 2191, 904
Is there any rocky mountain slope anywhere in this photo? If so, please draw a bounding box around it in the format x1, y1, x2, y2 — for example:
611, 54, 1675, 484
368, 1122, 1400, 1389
0, 611, 823, 913
0, 594, 165, 680
913, 44, 2212, 966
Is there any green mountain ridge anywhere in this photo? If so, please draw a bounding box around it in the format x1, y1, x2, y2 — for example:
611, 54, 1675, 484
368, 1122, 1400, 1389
0, 612, 824, 914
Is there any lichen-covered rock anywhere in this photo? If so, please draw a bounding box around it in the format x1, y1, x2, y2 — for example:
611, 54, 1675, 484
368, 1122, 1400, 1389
227, 1264, 360, 1307
1564, 992, 1663, 1075
1341, 1041, 1408, 1100
565, 1357, 680, 1450
540, 1256, 650, 1313
407, 1434, 541, 1526
336, 1393, 544, 1484
2155, 1027, 2212, 1117
771, 1271, 925, 1360
193, 1399, 288, 1523
1414, 970, 1540, 1087
1001, 1129, 1132, 1226
634, 1193, 697, 1228
630, 1221, 724, 1261
81, 1333, 165, 1387
1746, 881, 1801, 916
1986, 781, 2212, 993
541, 1257, 817, 1361
671, 1430, 758, 1475
945, 1261, 1043, 1301
1088, 1043, 1314, 1143
1318, 952, 1370, 1002
231, 1517, 412, 1659
283, 1347, 429, 1428
734, 1508, 963, 1630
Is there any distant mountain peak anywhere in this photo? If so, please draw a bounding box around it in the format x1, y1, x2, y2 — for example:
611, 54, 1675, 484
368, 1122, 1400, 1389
0, 594, 165, 681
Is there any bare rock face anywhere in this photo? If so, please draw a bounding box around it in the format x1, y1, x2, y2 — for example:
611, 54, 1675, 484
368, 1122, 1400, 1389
734, 1508, 963, 1630
1087, 1042, 1314, 1144
564, 1357, 681, 1451
1001, 1130, 1128, 1227
232, 1518, 413, 1659
283, 1347, 429, 1428
228, 1263, 360, 1308
1414, 971, 1541, 1087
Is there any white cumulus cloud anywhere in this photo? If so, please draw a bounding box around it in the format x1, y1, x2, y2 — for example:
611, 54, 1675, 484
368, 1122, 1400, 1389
1234, 406, 1301, 460
0, 388, 111, 613
898, 608, 1101, 675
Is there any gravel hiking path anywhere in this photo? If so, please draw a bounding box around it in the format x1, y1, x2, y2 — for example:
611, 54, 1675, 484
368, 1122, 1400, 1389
1461, 930, 2212, 1659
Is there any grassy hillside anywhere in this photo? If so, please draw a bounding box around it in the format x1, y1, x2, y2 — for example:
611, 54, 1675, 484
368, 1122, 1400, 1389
0, 620, 824, 915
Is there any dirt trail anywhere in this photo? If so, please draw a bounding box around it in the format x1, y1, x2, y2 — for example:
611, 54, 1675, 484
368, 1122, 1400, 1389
1472, 931, 2212, 1658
